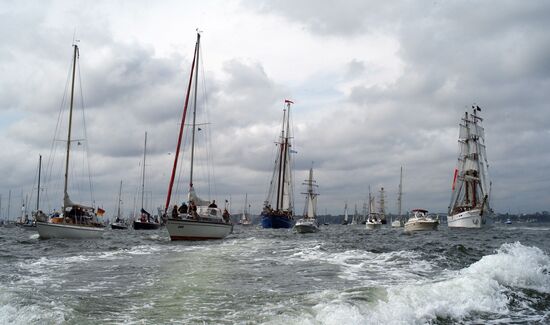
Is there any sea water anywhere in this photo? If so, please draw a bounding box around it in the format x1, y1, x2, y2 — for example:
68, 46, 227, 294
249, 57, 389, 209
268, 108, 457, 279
1, 223, 549, 324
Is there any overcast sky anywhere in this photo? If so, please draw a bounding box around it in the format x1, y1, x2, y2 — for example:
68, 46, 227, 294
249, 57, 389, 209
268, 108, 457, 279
1, 0, 549, 218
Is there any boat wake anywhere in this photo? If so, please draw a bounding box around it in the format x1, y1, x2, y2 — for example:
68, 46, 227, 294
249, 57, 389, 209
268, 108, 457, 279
272, 242, 550, 324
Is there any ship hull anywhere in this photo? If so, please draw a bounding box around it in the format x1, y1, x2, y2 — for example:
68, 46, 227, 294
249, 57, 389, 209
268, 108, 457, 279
447, 209, 486, 229
133, 221, 160, 230
166, 218, 232, 240
404, 220, 439, 232
37, 222, 104, 239
365, 222, 382, 230
261, 213, 293, 229
294, 219, 319, 233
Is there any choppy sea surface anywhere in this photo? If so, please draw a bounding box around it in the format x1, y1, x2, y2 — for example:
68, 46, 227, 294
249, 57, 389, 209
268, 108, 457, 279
1, 222, 549, 324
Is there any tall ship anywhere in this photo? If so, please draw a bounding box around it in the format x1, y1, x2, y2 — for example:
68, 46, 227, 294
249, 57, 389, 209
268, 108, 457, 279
294, 166, 320, 233
391, 167, 405, 227
448, 106, 492, 228
260, 100, 295, 229
164, 33, 232, 240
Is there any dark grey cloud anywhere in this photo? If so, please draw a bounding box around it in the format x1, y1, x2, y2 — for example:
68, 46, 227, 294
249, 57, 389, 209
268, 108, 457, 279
244, 1, 550, 212
1, 1, 549, 218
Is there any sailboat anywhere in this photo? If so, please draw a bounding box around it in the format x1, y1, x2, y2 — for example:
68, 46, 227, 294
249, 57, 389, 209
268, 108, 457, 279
294, 167, 320, 233
365, 186, 382, 230
341, 202, 349, 225
133, 132, 160, 230
350, 204, 359, 225
36, 44, 105, 239
111, 181, 128, 230
164, 33, 232, 240
391, 167, 405, 227
239, 194, 253, 226
260, 99, 295, 229
18, 155, 46, 230
448, 106, 492, 228
2, 190, 15, 228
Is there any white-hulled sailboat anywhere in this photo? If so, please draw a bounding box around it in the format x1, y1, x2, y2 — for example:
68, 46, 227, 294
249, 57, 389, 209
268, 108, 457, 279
365, 186, 382, 230
341, 202, 349, 225
133, 132, 160, 230
391, 167, 405, 227
239, 194, 253, 226
111, 180, 128, 230
448, 106, 492, 228
164, 33, 232, 240
294, 167, 320, 233
37, 44, 105, 239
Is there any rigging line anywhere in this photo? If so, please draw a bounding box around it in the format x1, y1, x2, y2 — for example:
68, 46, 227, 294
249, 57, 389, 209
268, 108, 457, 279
77, 58, 95, 206
44, 52, 74, 211
199, 46, 216, 201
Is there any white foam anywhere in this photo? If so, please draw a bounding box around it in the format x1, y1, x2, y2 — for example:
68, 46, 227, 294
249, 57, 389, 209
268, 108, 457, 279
277, 242, 550, 324
0, 286, 67, 324
288, 244, 436, 285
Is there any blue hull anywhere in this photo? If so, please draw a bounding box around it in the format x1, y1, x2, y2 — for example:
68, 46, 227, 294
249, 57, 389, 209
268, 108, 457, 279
261, 213, 293, 229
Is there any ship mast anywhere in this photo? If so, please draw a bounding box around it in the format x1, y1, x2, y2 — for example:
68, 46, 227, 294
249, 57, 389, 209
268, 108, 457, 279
141, 132, 147, 210
164, 33, 198, 212
63, 44, 78, 212
397, 167, 403, 216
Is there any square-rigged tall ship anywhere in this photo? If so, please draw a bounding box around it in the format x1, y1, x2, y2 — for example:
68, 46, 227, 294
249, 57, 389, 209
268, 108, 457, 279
448, 106, 492, 228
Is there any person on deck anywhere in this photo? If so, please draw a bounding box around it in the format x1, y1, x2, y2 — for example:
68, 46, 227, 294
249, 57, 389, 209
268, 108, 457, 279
189, 201, 198, 218
222, 209, 230, 223
178, 202, 188, 214
208, 200, 217, 208
171, 205, 179, 219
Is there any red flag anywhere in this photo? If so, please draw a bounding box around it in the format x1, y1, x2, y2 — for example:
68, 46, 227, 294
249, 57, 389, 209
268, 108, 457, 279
284, 99, 294, 104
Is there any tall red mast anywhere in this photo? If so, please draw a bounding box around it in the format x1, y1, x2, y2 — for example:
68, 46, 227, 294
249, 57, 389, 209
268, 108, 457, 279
164, 35, 199, 213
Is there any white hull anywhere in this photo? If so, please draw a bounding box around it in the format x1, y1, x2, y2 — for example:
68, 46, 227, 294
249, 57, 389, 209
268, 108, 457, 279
391, 220, 404, 227
365, 222, 382, 230
36, 222, 105, 239
404, 220, 438, 232
447, 209, 485, 229
294, 219, 319, 233
166, 219, 232, 240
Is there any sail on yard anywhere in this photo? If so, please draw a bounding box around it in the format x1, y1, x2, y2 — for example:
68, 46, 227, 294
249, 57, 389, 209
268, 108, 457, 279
447, 106, 492, 228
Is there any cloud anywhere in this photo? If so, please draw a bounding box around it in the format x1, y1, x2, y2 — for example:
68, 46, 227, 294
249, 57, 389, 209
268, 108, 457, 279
0, 1, 549, 216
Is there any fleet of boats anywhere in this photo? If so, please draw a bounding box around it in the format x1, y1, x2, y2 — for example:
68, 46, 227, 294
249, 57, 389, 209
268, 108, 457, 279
1, 36, 496, 239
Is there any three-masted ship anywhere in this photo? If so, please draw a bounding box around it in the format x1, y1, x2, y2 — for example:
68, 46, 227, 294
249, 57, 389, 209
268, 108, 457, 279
448, 106, 492, 228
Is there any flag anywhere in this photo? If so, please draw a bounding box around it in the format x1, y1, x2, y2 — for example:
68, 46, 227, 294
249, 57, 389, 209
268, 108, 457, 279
451, 168, 458, 191
284, 99, 294, 104
97, 207, 105, 216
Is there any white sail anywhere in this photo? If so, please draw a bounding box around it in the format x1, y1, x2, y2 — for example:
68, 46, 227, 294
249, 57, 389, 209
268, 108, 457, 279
188, 186, 210, 207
